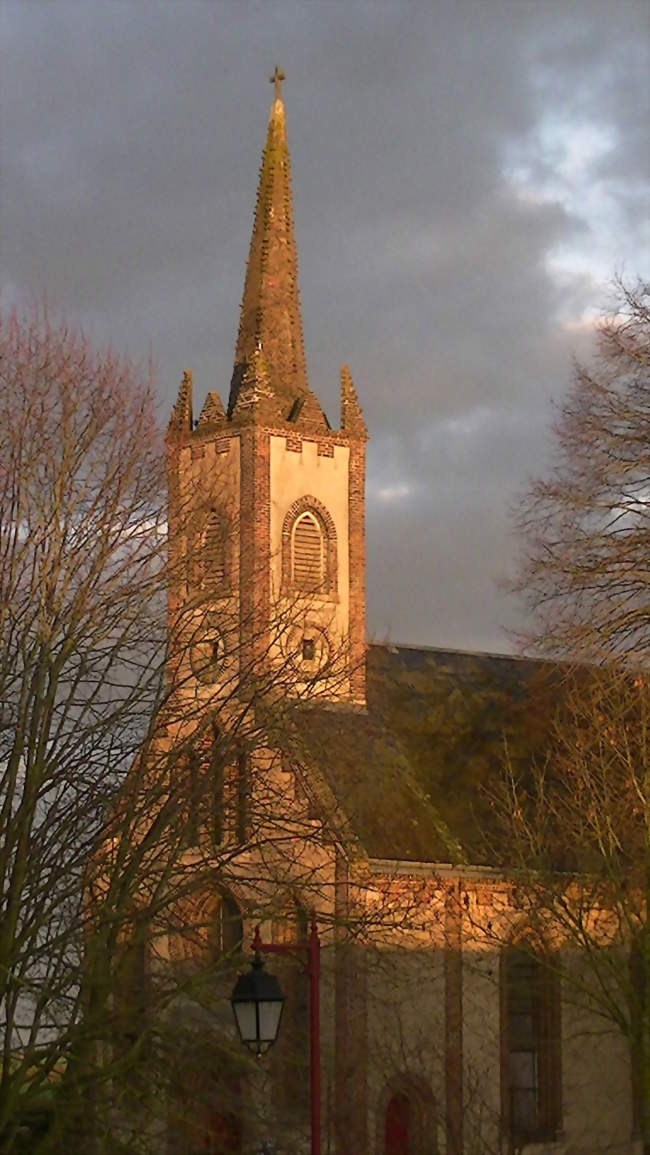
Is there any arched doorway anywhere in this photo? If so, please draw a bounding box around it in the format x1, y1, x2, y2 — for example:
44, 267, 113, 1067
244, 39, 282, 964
380, 1077, 438, 1155
174, 1105, 242, 1155
385, 1092, 410, 1155
206, 1109, 242, 1154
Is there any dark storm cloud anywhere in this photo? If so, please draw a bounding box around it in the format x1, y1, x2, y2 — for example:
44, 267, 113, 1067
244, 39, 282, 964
2, 0, 648, 651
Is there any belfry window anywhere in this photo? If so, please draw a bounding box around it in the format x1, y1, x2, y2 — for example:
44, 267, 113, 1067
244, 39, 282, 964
200, 511, 226, 592
291, 512, 324, 591
502, 946, 561, 1144
282, 496, 337, 597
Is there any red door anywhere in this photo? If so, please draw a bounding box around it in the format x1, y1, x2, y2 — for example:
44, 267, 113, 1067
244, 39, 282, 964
385, 1093, 410, 1155
207, 1111, 242, 1154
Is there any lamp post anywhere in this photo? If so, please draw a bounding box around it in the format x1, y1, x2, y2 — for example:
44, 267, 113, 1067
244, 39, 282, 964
230, 911, 321, 1155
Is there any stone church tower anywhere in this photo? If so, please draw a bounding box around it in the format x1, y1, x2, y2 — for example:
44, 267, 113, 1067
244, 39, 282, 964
166, 69, 368, 710
124, 71, 636, 1155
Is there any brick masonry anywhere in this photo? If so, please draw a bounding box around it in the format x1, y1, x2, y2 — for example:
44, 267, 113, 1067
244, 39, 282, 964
239, 426, 271, 673
348, 439, 367, 704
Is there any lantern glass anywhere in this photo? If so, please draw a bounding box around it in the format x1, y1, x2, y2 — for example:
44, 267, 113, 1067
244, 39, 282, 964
258, 998, 284, 1044
232, 1000, 258, 1044
231, 957, 286, 1055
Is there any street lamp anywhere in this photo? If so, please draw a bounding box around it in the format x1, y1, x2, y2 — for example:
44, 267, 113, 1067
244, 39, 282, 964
230, 912, 322, 1155
230, 954, 286, 1056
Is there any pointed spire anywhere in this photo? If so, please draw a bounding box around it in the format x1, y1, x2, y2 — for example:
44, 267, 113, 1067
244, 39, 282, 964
198, 390, 226, 426
229, 342, 274, 421
168, 370, 193, 435
340, 365, 368, 440
228, 70, 328, 432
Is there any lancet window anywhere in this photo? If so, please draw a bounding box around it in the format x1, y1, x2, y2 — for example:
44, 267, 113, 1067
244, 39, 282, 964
210, 892, 243, 960
502, 945, 562, 1145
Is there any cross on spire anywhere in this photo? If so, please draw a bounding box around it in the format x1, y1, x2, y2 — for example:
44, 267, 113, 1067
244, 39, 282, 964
270, 66, 285, 101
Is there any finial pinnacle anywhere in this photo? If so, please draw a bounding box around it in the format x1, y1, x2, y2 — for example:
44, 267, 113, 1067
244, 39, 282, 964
270, 66, 285, 101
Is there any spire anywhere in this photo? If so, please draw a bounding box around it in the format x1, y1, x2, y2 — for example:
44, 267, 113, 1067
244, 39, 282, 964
198, 390, 226, 426
340, 365, 368, 440
228, 70, 328, 432
168, 370, 193, 436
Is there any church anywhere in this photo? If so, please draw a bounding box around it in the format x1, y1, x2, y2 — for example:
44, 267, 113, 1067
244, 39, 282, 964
155, 71, 635, 1155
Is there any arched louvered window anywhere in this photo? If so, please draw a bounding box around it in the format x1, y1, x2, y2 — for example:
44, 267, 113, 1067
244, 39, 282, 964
201, 511, 226, 591
282, 497, 337, 597
291, 512, 324, 591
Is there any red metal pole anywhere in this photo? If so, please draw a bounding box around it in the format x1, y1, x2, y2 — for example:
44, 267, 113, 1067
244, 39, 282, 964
249, 917, 322, 1154
308, 911, 321, 1155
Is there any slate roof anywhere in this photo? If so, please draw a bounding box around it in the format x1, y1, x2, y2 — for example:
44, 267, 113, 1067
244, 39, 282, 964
297, 643, 557, 865
294, 697, 463, 864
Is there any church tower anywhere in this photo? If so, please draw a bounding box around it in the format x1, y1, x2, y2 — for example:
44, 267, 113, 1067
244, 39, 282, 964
166, 69, 367, 709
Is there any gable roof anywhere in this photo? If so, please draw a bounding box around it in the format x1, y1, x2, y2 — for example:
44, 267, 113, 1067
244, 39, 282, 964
296, 644, 556, 865
294, 698, 463, 864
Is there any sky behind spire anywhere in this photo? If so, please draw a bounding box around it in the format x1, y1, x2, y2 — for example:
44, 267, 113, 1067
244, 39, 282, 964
1, 1, 648, 651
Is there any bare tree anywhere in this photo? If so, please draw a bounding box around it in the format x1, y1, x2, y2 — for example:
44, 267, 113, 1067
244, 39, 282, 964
0, 303, 172, 1150
488, 278, 650, 1151
513, 277, 650, 663
0, 303, 366, 1154
482, 667, 649, 1151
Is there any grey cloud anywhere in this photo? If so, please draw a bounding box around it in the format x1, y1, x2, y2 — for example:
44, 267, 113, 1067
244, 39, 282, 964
1, 0, 648, 650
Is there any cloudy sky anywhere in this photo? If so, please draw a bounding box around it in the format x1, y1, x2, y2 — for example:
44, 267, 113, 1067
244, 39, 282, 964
2, 0, 648, 652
